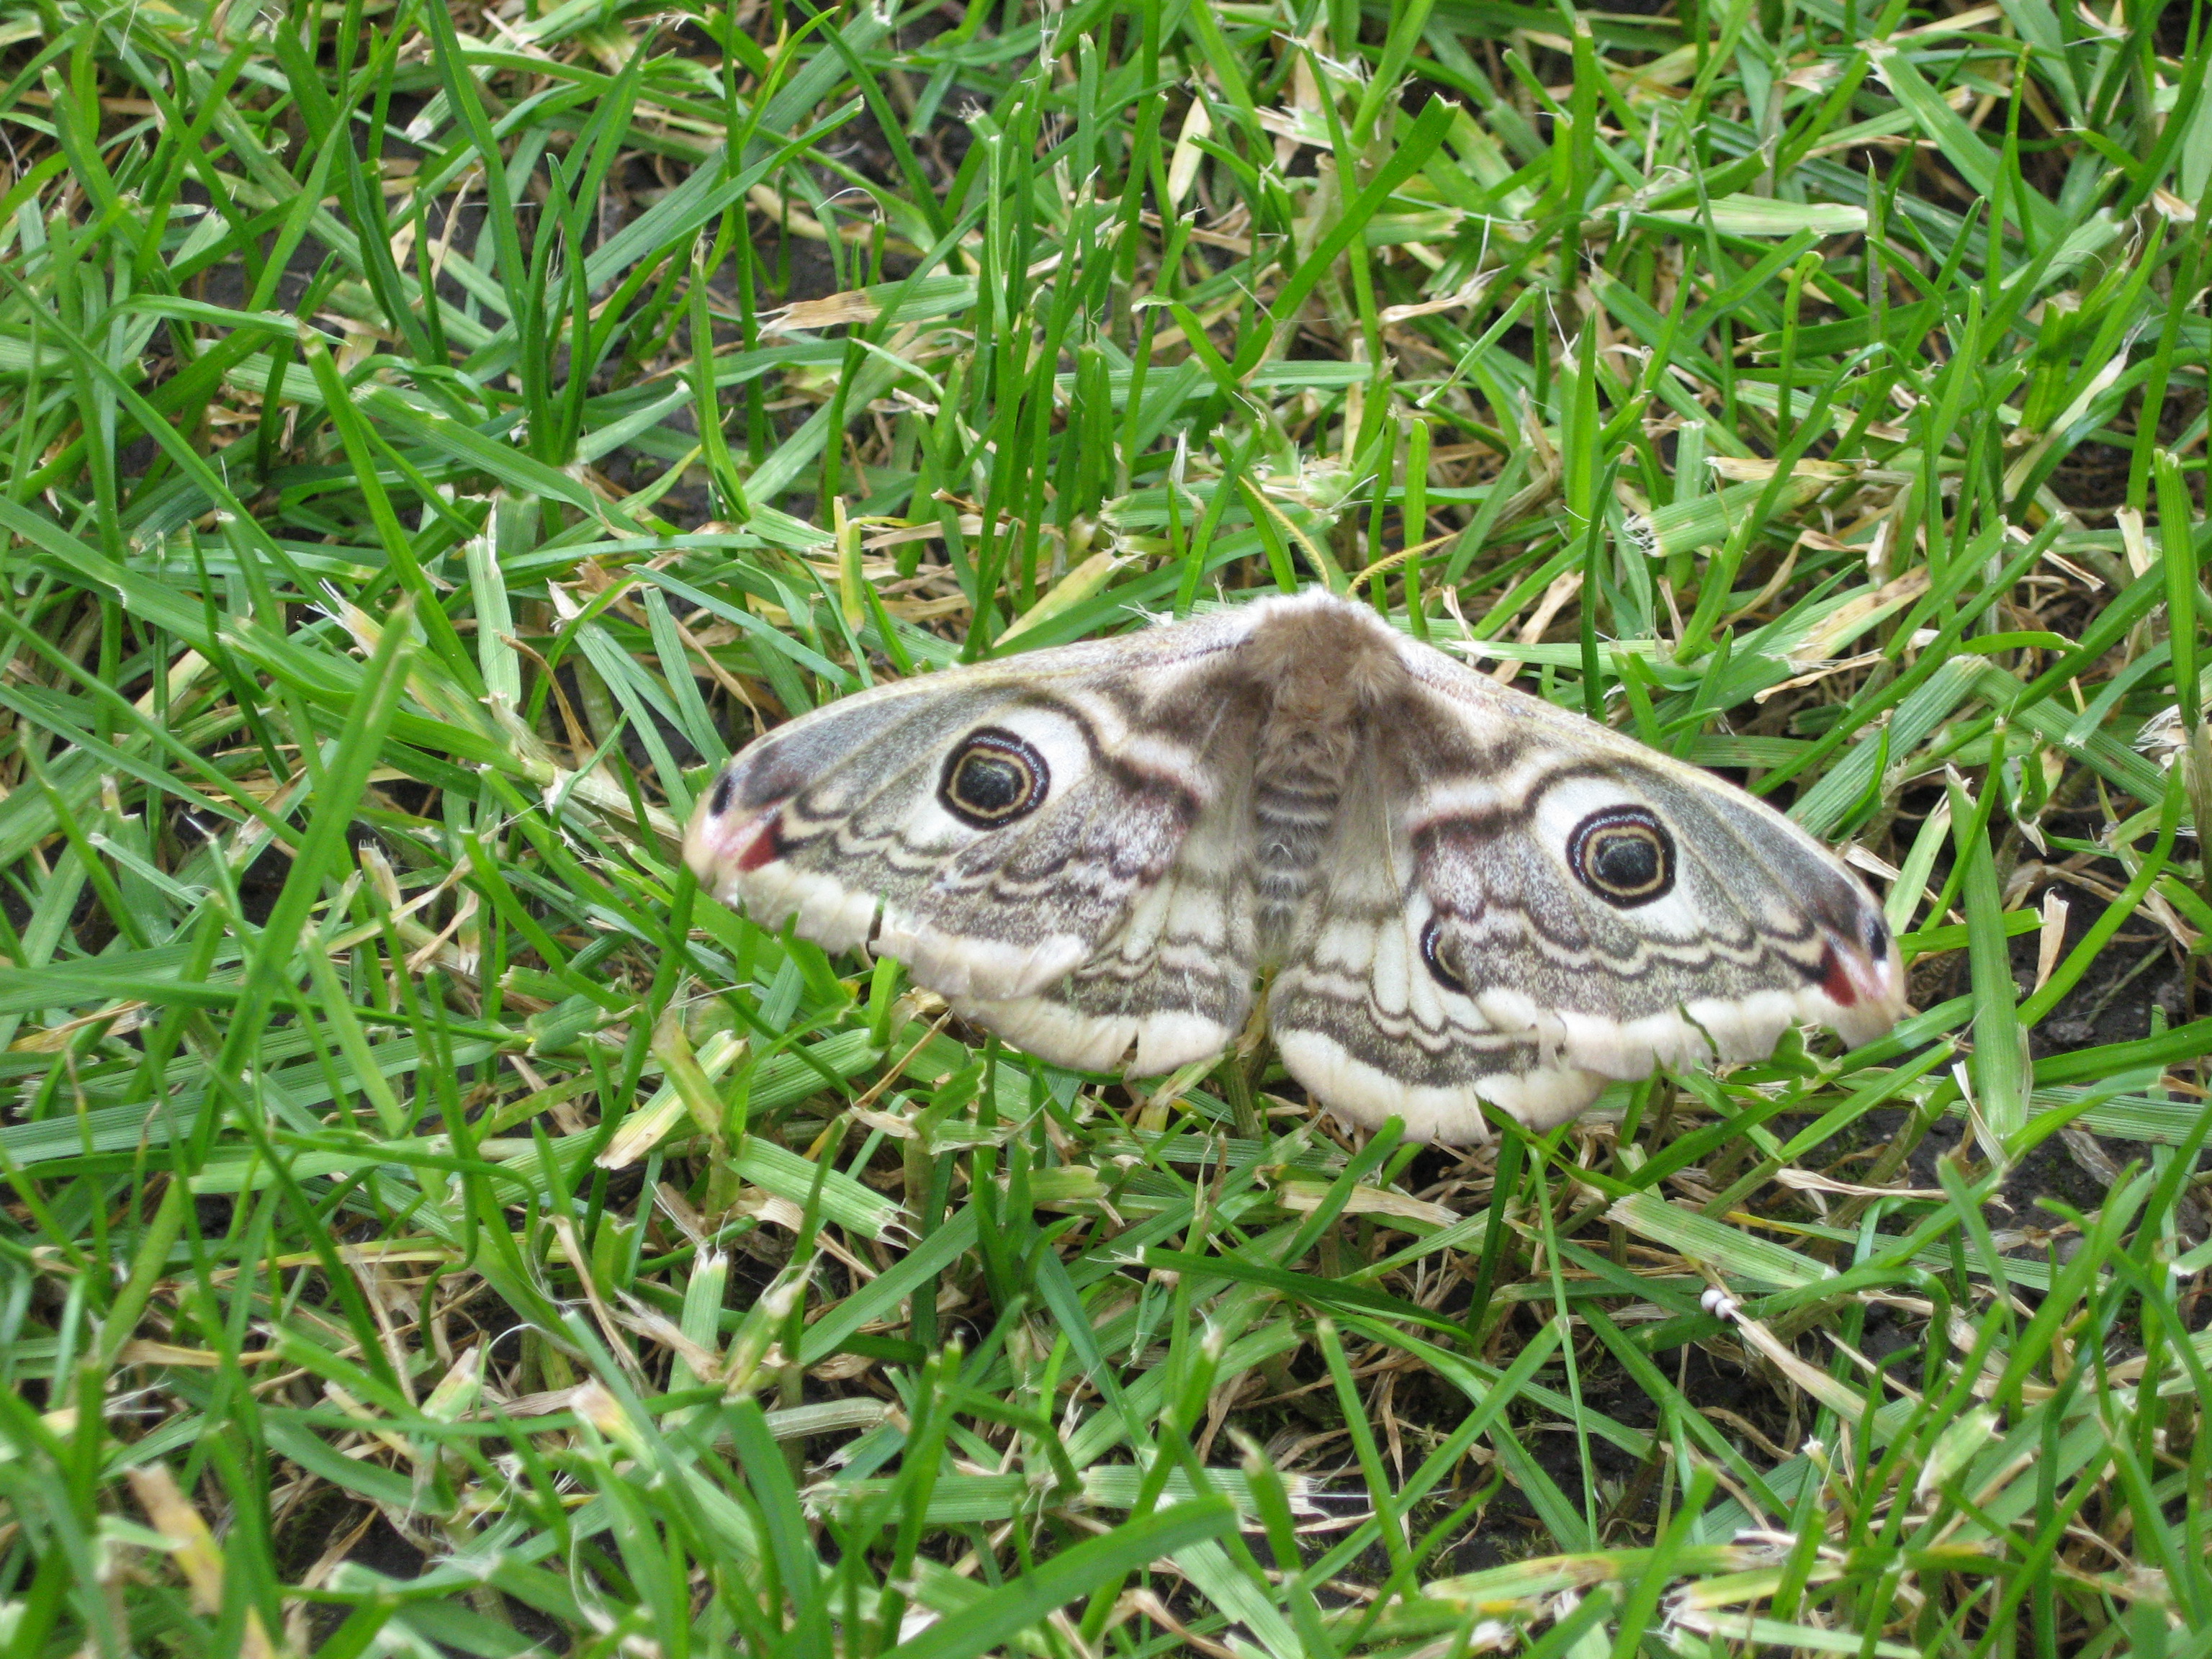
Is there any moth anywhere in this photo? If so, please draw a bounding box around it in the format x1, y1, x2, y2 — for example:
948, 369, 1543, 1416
684, 591, 1905, 1143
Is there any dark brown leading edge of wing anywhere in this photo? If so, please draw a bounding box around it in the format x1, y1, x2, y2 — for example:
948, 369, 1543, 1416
685, 592, 1908, 1142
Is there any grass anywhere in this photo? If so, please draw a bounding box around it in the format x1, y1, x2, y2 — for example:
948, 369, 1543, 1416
0, 0, 2208, 1653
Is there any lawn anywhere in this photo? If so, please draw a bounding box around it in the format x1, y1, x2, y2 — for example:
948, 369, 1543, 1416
1, 0, 2208, 1654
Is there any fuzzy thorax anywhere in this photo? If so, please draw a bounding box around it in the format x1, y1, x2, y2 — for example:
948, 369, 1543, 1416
1239, 593, 1410, 731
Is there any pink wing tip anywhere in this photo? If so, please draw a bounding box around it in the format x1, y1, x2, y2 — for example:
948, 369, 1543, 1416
683, 778, 788, 889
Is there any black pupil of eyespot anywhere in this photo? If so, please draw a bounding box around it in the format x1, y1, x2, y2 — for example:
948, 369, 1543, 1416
940, 729, 1048, 827
1593, 831, 1658, 891
1568, 806, 1674, 907
956, 754, 1025, 812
